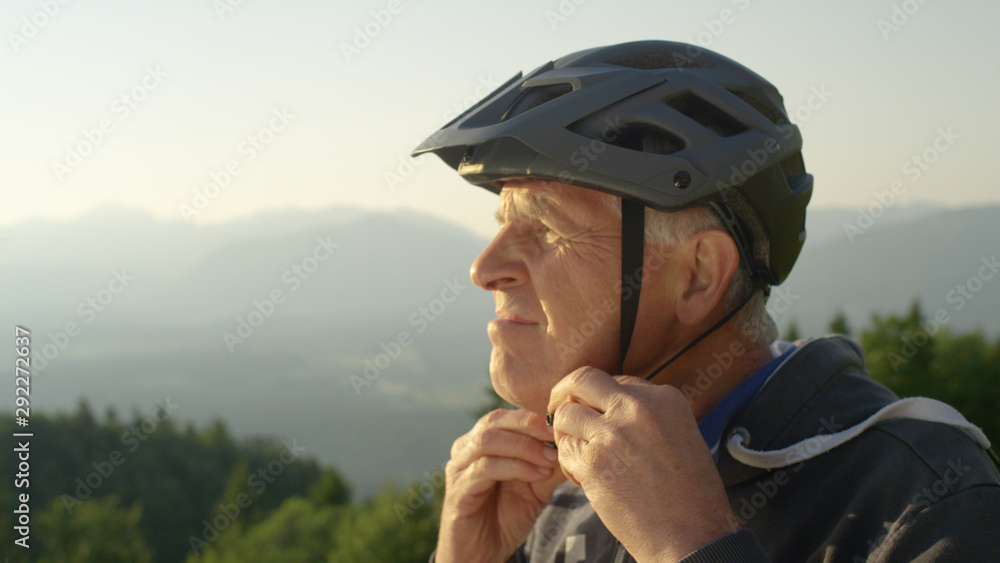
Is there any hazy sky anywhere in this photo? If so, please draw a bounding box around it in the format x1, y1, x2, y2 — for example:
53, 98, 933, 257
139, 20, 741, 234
3, 0, 996, 238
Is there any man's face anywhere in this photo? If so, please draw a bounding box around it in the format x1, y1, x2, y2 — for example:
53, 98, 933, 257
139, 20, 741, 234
470, 179, 623, 413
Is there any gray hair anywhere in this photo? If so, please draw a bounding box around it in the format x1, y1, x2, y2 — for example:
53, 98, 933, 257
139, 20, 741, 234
608, 198, 778, 346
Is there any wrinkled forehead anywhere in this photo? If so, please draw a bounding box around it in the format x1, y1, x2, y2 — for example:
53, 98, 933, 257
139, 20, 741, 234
495, 179, 617, 225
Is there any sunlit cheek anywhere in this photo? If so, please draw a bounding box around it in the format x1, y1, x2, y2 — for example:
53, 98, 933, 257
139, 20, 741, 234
552, 296, 621, 375
539, 294, 602, 368
528, 239, 618, 367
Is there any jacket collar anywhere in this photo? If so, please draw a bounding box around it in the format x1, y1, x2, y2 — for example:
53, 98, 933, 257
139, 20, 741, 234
716, 335, 897, 487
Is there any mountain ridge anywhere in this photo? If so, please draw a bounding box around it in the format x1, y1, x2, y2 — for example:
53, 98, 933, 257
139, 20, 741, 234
2, 201, 998, 496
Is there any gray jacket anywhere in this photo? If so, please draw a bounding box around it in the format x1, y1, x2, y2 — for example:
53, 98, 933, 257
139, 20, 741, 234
506, 336, 1000, 562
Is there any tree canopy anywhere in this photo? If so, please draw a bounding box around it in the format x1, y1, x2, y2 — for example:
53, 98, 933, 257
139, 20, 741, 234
2, 301, 997, 561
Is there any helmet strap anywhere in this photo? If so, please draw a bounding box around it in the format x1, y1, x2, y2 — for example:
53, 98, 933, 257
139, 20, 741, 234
618, 198, 765, 383
643, 276, 764, 382
619, 199, 645, 373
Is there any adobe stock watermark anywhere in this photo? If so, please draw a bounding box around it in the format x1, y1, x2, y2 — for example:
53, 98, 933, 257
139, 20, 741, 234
546, 0, 751, 33
763, 287, 799, 319
51, 65, 168, 183
558, 82, 832, 193
188, 439, 307, 556
60, 397, 180, 513
726, 416, 844, 530
7, 0, 74, 54
538, 511, 578, 556
212, 0, 250, 21
678, 0, 754, 53
590, 442, 644, 485
350, 278, 468, 395
886, 254, 999, 372
843, 127, 959, 243
384, 75, 502, 192
222, 236, 339, 353
681, 340, 748, 402
179, 107, 295, 221
561, 116, 626, 176
854, 458, 971, 562
544, 0, 592, 30
340, 0, 404, 64
714, 84, 834, 198
877, 0, 933, 41
33, 268, 136, 373
395, 463, 445, 523
785, 85, 835, 125
679, 285, 798, 402
555, 245, 673, 360
675, 281, 798, 402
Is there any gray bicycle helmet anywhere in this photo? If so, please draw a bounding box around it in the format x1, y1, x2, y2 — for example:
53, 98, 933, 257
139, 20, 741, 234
413, 40, 812, 372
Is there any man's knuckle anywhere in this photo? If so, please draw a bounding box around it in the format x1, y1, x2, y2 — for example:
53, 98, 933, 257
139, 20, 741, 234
589, 424, 614, 447
582, 443, 605, 469
472, 456, 496, 475
606, 393, 630, 417
468, 431, 487, 454
477, 427, 501, 448
482, 408, 507, 426
566, 366, 595, 387
450, 433, 471, 457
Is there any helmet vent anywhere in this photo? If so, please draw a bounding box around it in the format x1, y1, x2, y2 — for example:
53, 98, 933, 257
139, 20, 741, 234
780, 152, 806, 176
502, 83, 573, 121
607, 52, 703, 70
664, 93, 748, 137
605, 123, 685, 156
726, 89, 789, 126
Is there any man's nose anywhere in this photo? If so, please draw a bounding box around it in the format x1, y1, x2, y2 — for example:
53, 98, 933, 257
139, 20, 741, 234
470, 227, 528, 291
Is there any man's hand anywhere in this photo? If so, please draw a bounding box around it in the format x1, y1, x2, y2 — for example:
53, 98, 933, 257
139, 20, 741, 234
548, 367, 736, 563
435, 409, 567, 563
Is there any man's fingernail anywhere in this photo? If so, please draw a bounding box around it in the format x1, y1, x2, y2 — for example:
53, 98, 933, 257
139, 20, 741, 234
543, 447, 558, 461
537, 465, 552, 476
546, 413, 554, 426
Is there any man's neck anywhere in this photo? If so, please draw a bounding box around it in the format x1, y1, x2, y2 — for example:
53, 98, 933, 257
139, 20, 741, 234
644, 327, 775, 421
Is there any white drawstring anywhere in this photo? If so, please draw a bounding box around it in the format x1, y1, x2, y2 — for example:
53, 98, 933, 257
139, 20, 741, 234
726, 397, 992, 470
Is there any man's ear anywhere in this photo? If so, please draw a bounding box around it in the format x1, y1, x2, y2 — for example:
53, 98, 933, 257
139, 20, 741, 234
675, 229, 740, 327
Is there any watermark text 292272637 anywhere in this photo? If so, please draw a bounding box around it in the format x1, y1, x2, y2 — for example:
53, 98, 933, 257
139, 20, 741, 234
14, 326, 31, 427
13, 325, 34, 550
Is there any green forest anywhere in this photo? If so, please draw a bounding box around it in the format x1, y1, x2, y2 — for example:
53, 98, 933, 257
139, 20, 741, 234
2, 301, 998, 562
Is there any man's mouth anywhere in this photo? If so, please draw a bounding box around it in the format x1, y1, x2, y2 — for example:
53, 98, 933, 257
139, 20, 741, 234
494, 310, 537, 325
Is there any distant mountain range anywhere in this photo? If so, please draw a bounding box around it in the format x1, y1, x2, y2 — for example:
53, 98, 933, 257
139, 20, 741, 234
785, 204, 999, 338
1, 202, 997, 496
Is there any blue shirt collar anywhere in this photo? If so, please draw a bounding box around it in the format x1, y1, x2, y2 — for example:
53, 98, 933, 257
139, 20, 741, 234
697, 341, 797, 461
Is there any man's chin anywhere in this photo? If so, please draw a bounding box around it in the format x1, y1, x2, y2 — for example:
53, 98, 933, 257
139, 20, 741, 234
490, 376, 549, 415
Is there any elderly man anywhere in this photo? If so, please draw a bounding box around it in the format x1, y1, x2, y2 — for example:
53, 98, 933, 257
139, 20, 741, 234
412, 41, 1000, 562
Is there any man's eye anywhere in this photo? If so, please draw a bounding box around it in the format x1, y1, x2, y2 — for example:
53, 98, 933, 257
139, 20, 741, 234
543, 227, 564, 244
527, 221, 564, 245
